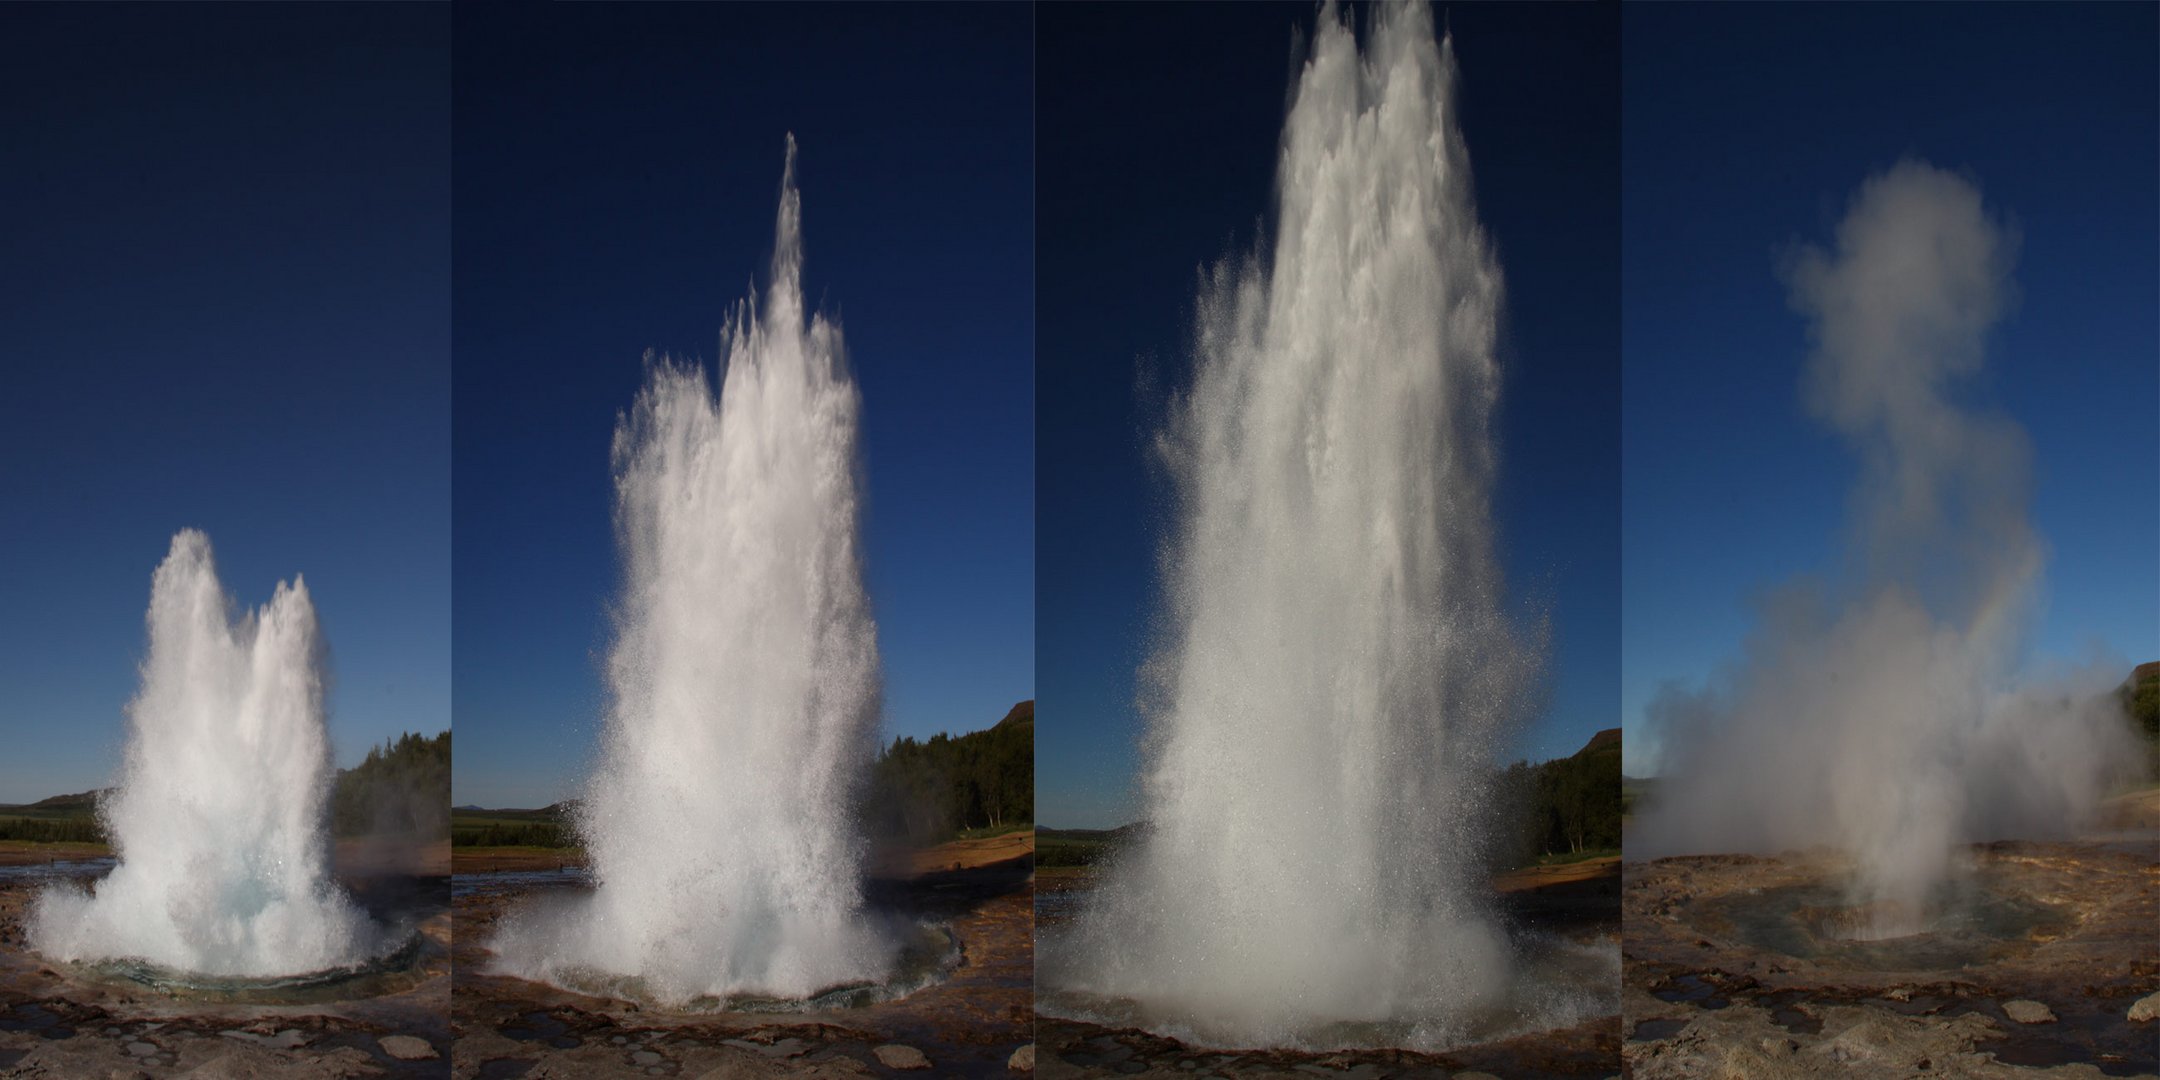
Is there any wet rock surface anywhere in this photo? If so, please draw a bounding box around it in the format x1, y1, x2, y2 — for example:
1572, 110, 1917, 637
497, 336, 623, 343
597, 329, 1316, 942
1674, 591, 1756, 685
0, 854, 453, 1078
1623, 841, 2159, 1078
450, 843, 1034, 1079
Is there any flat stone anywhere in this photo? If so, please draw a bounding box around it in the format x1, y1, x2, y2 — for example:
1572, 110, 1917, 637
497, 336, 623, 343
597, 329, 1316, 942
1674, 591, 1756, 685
1007, 1043, 1034, 1071
2130, 992, 2160, 1022
631, 1049, 664, 1066
874, 1044, 931, 1070
221, 1029, 309, 1050
2002, 999, 2056, 1024
378, 1035, 438, 1061
125, 1043, 157, 1057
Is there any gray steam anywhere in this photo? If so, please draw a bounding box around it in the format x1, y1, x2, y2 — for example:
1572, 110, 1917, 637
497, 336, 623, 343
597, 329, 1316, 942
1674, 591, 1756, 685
1633, 160, 2139, 929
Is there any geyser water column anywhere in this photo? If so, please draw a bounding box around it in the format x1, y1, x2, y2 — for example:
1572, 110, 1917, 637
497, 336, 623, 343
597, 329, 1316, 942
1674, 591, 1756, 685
490, 138, 893, 1005
29, 529, 382, 977
1056, 3, 1541, 1046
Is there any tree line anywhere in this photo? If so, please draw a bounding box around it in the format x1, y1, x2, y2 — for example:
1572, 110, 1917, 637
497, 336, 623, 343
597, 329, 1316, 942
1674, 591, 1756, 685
1499, 730, 1623, 863
863, 701, 1033, 845
330, 730, 452, 839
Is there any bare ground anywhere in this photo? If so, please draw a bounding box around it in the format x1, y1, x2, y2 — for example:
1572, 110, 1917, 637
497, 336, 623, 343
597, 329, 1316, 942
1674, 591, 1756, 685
1035, 857, 1623, 1079
0, 840, 451, 1078
1622, 841, 2158, 1079
451, 833, 1036, 1079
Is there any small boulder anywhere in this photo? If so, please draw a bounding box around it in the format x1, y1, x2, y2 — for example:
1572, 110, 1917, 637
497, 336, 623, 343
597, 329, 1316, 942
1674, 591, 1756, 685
378, 1035, 437, 1061
2130, 992, 2160, 1023
2002, 1000, 2056, 1024
874, 1044, 931, 1070
1007, 1044, 1034, 1071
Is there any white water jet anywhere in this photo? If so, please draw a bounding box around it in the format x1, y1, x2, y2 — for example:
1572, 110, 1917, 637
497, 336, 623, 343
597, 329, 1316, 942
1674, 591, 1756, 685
1632, 161, 2140, 934
1047, 4, 1585, 1049
29, 529, 382, 977
490, 138, 893, 1005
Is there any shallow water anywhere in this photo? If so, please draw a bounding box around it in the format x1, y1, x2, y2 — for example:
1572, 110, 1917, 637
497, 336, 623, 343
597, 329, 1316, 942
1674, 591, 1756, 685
1039, 918, 1616, 1053
1698, 869, 2070, 971
486, 875, 959, 1013
58, 929, 433, 1005
0, 859, 111, 883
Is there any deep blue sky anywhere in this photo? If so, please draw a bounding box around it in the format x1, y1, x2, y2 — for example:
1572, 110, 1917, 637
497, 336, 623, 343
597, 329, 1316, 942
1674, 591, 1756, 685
1622, 5, 2159, 777
0, 7, 451, 805
451, 5, 1034, 808
1037, 4, 1622, 829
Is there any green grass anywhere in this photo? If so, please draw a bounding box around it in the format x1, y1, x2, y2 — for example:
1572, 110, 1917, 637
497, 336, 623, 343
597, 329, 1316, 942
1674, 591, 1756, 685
0, 837, 109, 856
455, 844, 586, 858
0, 806, 104, 846
1532, 846, 1621, 867
1037, 836, 1114, 868
952, 821, 1034, 841
451, 808, 575, 849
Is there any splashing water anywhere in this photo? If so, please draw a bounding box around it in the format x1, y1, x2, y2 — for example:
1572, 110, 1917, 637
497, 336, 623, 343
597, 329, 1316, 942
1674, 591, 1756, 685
1631, 161, 2140, 937
29, 529, 383, 978
490, 139, 894, 1006
1043, 4, 1594, 1050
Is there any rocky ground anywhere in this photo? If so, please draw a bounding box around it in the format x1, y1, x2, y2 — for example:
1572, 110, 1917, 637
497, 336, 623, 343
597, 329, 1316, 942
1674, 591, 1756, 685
450, 834, 1035, 1080
1622, 841, 2159, 1079
0, 841, 452, 1079
1033, 856, 1624, 1079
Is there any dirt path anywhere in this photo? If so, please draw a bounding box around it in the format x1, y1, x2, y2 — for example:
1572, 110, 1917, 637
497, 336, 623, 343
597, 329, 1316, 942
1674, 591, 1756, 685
1494, 854, 1621, 894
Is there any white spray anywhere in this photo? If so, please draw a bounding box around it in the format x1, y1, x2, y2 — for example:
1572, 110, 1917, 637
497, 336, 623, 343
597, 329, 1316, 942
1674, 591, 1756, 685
491, 139, 891, 1004
1633, 161, 2139, 933
1055, 3, 1556, 1047
30, 529, 381, 977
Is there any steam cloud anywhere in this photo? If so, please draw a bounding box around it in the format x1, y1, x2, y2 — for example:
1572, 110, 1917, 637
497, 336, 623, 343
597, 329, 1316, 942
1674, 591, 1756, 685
1633, 161, 2139, 927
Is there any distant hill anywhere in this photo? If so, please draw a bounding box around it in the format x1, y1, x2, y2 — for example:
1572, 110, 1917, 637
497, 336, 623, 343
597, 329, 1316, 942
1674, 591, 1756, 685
1039, 823, 1147, 844
996, 700, 1034, 732
0, 788, 105, 845
22, 789, 106, 812
1578, 728, 1621, 756
2123, 662, 2158, 734
2124, 663, 2159, 774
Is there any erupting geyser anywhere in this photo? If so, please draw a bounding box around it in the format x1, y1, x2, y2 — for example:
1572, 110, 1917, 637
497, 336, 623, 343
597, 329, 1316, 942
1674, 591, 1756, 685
490, 138, 895, 1005
1632, 161, 2140, 935
1046, 3, 1592, 1049
29, 529, 384, 978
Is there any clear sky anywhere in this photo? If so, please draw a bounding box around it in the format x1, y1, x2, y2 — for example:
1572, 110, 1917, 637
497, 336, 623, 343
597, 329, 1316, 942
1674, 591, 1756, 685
1037, 4, 1622, 829
1621, 4, 2159, 777
450, 4, 1035, 809
0, 6, 452, 805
